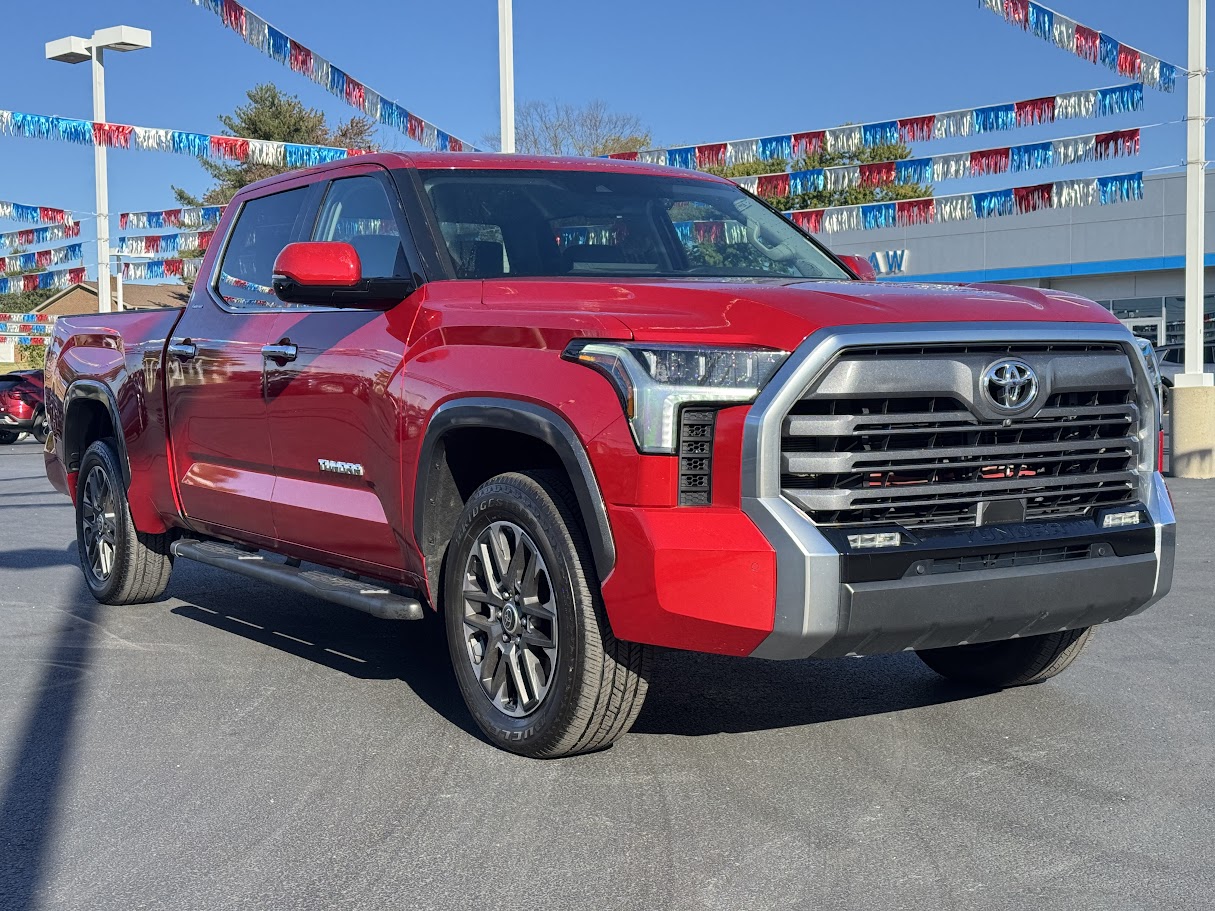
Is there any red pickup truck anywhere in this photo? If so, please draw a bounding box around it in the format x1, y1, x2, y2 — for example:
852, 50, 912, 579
43, 153, 1175, 757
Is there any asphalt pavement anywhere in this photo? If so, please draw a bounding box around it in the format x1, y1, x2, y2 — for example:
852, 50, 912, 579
1, 438, 1212, 911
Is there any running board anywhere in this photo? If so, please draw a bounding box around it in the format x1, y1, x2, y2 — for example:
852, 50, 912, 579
171, 539, 424, 621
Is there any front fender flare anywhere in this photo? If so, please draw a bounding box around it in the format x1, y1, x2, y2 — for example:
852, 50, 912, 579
413, 397, 616, 581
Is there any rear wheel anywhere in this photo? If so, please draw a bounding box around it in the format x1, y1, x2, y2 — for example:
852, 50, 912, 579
0, 430, 17, 445
75, 439, 174, 604
444, 470, 651, 758
916, 627, 1095, 687
31, 410, 48, 445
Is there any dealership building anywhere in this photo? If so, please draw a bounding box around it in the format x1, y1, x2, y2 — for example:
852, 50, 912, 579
828, 170, 1215, 349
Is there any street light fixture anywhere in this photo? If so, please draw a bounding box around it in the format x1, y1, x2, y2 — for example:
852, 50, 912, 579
46, 25, 152, 314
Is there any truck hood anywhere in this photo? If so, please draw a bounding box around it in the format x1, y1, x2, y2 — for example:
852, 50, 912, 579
482, 278, 1119, 351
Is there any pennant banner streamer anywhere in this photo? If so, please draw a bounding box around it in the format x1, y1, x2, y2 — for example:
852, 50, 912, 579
188, 0, 474, 152
122, 258, 202, 281
611, 84, 1144, 170
120, 206, 225, 231
0, 110, 370, 169
118, 231, 214, 256
0, 201, 73, 226
733, 128, 1140, 199
981, 0, 1179, 92
786, 171, 1143, 235
0, 243, 84, 274
0, 221, 81, 252
0, 312, 55, 344
0, 266, 87, 295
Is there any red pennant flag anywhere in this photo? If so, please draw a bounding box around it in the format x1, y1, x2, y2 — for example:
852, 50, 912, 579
1015, 96, 1055, 126
859, 161, 897, 187
1003, 0, 1029, 27
69, 267, 86, 284
210, 136, 249, 161
221, 0, 246, 34
897, 198, 935, 226
163, 210, 182, 228
289, 40, 313, 76
93, 122, 133, 148
1075, 26, 1100, 62
38, 207, 67, 225
1117, 45, 1142, 79
607, 151, 639, 161
792, 131, 825, 158
791, 210, 823, 234
897, 117, 934, 143
1014, 183, 1052, 214
757, 173, 791, 197
696, 143, 727, 169
970, 147, 1011, 177
345, 78, 366, 111
35, 249, 52, 268
406, 114, 424, 142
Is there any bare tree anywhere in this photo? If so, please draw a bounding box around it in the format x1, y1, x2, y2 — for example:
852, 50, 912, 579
484, 99, 651, 156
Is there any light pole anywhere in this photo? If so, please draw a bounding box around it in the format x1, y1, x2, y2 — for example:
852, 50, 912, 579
1171, 0, 1215, 477
46, 26, 152, 314
498, 0, 515, 153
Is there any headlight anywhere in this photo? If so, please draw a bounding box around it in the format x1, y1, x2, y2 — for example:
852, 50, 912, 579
563, 341, 788, 453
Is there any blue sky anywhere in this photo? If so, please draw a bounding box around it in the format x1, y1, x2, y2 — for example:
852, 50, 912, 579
0, 0, 1202, 280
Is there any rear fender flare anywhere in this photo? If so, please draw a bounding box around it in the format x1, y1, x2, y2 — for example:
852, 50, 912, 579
63, 380, 131, 488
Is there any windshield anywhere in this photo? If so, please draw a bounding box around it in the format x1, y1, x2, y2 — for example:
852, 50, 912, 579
417, 168, 850, 281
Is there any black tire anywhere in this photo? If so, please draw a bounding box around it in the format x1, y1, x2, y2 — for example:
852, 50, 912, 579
31, 410, 48, 445
0, 430, 17, 445
443, 470, 651, 758
75, 438, 174, 605
916, 627, 1095, 688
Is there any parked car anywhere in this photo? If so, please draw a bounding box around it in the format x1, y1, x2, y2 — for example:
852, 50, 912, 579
42, 153, 1175, 758
0, 369, 46, 444
1155, 342, 1215, 387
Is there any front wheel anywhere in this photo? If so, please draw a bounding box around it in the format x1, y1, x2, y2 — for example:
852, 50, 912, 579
444, 470, 651, 758
75, 439, 174, 604
916, 627, 1095, 688
0, 430, 18, 445
31, 411, 48, 445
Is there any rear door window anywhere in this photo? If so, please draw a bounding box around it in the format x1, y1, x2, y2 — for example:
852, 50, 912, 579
215, 186, 311, 310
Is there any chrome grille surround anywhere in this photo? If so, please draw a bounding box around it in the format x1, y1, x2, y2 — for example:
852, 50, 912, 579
779, 342, 1142, 529
740, 322, 1171, 660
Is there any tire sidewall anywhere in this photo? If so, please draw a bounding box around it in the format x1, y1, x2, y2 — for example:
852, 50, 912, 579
75, 441, 132, 602
444, 481, 586, 754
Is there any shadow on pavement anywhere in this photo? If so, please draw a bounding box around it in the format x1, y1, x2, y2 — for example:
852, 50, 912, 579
633, 648, 984, 736
0, 543, 79, 572
168, 568, 482, 741
168, 562, 983, 744
0, 578, 98, 911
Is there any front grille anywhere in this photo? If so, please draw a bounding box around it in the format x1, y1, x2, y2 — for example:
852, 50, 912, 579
678, 409, 716, 506
780, 344, 1142, 529
924, 544, 1093, 575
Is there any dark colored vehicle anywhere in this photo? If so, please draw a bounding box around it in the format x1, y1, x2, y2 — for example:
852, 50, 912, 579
0, 370, 47, 444
42, 153, 1175, 758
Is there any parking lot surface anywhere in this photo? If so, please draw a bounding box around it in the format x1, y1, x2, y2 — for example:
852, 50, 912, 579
1, 438, 1212, 911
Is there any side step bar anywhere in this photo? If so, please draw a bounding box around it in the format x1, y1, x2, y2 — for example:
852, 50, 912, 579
171, 539, 424, 621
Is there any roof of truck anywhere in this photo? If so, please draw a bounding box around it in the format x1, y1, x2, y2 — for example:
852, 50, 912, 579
242, 151, 730, 196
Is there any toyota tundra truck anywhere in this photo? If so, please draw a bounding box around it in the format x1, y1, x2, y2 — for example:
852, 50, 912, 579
42, 152, 1175, 757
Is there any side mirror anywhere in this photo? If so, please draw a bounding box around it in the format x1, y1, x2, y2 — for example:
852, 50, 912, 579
271, 241, 414, 308
838, 253, 878, 282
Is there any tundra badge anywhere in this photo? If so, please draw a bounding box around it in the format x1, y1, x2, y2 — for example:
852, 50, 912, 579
318, 459, 365, 477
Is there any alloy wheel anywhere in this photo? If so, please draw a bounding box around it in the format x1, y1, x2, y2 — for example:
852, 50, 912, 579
460, 521, 559, 718
81, 465, 118, 582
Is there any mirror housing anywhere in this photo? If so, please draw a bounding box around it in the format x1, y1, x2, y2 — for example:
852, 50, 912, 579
839, 253, 878, 282
271, 241, 414, 308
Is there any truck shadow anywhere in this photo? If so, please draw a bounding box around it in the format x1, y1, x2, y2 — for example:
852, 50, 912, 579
0, 575, 99, 911
166, 562, 983, 743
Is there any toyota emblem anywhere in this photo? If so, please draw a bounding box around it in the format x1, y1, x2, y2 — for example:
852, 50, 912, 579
981, 360, 1039, 412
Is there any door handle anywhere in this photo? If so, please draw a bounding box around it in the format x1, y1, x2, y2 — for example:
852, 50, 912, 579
167, 340, 197, 360
262, 343, 297, 363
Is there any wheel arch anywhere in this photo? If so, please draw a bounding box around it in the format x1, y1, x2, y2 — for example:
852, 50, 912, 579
63, 380, 131, 487
413, 398, 615, 601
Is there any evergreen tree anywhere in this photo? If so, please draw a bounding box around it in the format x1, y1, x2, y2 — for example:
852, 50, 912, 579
173, 84, 380, 206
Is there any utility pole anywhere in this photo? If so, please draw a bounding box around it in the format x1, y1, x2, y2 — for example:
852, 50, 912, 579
498, 0, 515, 153
1172, 0, 1215, 477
